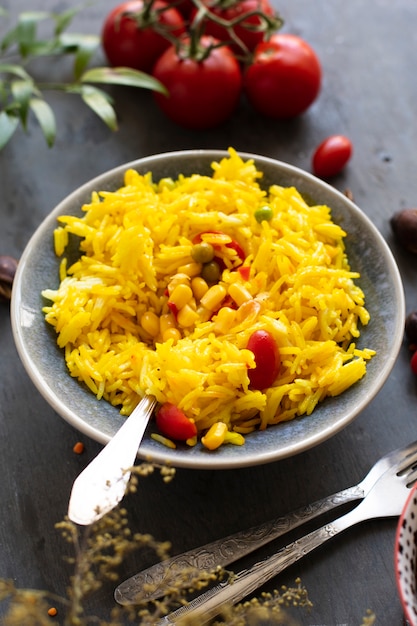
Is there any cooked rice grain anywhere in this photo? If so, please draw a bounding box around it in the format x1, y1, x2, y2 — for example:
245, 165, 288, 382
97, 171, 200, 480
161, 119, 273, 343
42, 148, 375, 441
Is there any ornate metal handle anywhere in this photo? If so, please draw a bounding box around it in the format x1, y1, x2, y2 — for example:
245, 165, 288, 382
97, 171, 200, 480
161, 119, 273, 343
114, 483, 364, 604
157, 510, 357, 625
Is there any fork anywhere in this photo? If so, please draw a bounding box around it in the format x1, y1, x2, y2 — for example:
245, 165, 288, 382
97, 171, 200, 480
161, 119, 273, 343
157, 442, 417, 625
115, 439, 417, 605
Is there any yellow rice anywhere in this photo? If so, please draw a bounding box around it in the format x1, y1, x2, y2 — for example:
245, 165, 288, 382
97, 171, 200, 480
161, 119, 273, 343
42, 148, 375, 446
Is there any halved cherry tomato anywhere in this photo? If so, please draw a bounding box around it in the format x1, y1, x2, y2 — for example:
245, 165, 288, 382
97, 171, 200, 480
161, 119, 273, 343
156, 402, 197, 440
312, 135, 353, 179
102, 0, 185, 73
247, 329, 280, 390
244, 33, 322, 118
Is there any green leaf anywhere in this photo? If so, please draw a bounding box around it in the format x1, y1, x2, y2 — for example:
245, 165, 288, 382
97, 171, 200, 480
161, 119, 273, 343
0, 111, 19, 150
29, 97, 56, 147
59, 33, 100, 79
78, 84, 118, 131
1, 26, 20, 53
16, 13, 45, 57
11, 79, 36, 126
0, 80, 8, 106
52, 6, 79, 36
0, 63, 33, 81
81, 67, 168, 95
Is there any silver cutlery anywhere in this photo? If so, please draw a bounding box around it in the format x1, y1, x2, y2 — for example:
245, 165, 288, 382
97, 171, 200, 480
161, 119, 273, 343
115, 439, 417, 605
156, 442, 417, 625
68, 394, 157, 525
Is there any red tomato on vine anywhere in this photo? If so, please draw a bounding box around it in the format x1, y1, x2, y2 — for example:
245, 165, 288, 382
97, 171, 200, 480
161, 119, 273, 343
191, 0, 280, 54
152, 36, 243, 129
244, 33, 322, 118
102, 0, 185, 73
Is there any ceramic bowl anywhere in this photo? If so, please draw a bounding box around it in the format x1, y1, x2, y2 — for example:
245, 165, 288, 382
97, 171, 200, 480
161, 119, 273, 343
11, 150, 405, 469
396, 482, 417, 625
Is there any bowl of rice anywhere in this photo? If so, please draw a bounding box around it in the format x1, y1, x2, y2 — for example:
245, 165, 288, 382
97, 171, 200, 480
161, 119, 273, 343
11, 148, 404, 469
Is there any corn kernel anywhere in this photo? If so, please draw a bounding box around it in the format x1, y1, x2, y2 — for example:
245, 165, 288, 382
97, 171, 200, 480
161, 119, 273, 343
177, 303, 200, 327
162, 327, 182, 343
168, 283, 193, 309
159, 312, 176, 335
213, 306, 236, 334
196, 306, 212, 323
228, 283, 253, 306
177, 262, 202, 277
201, 422, 228, 450
191, 276, 209, 301
167, 273, 190, 295
141, 311, 160, 337
200, 284, 227, 311
224, 431, 245, 446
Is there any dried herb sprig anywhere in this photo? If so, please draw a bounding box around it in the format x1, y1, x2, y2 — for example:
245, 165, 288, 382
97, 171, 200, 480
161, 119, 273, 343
0, 462, 375, 625
0, 5, 166, 150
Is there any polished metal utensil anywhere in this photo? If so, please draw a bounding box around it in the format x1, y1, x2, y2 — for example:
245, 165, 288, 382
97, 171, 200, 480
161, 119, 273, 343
68, 394, 157, 525
157, 441, 417, 625
115, 439, 417, 605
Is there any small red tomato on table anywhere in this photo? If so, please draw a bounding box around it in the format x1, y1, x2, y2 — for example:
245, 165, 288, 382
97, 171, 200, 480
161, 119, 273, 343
102, 0, 185, 73
244, 33, 322, 118
312, 135, 353, 179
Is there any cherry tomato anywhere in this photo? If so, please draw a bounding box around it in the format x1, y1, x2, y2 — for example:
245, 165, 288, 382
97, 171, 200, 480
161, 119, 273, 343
101, 0, 185, 74
176, 0, 196, 18
244, 33, 322, 118
411, 350, 417, 375
156, 402, 197, 440
312, 135, 353, 178
191, 0, 277, 54
246, 329, 280, 390
152, 36, 243, 129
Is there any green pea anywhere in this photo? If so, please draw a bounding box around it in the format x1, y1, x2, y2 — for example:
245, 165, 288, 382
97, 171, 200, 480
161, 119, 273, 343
254, 205, 273, 223
191, 242, 215, 264
201, 260, 221, 284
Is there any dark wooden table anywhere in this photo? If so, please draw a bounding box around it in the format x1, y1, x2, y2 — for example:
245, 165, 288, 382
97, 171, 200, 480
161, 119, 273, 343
1, 0, 416, 624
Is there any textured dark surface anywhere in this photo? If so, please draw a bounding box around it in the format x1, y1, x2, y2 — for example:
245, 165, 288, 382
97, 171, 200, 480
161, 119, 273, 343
1, 1, 417, 624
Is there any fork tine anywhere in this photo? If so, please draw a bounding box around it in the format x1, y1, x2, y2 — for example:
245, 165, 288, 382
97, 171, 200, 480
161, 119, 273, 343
403, 466, 417, 488
395, 441, 417, 474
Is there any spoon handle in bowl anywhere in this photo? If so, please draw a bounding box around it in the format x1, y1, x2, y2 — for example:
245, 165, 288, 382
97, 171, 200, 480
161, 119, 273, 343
67, 394, 157, 526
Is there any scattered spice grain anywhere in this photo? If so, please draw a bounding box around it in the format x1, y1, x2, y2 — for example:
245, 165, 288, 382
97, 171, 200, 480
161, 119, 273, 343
72, 441, 84, 454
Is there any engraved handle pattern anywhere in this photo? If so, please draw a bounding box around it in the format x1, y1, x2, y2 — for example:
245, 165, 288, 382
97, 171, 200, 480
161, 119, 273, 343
115, 484, 364, 604
157, 511, 357, 626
